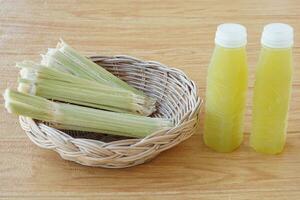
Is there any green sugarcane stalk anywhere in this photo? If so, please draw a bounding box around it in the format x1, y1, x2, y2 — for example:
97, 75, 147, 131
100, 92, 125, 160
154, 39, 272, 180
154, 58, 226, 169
17, 61, 156, 116
41, 40, 143, 95
4, 89, 172, 138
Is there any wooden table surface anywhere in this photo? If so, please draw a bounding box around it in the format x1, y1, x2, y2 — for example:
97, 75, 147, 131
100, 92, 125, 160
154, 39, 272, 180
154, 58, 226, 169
1, 0, 300, 199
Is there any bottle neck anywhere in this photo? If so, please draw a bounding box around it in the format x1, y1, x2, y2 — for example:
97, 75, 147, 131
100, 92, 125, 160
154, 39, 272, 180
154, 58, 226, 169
262, 44, 292, 50
216, 44, 246, 50
259, 45, 292, 66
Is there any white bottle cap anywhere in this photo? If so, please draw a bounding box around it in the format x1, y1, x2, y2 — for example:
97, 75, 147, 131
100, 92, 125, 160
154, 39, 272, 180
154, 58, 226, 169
261, 23, 294, 48
215, 23, 247, 48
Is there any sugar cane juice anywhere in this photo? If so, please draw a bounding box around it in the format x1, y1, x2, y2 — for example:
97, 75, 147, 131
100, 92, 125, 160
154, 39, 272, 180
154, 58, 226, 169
204, 24, 248, 152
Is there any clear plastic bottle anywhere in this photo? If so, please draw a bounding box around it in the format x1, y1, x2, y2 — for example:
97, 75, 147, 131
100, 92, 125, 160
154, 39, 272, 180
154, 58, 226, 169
250, 23, 293, 154
204, 24, 248, 152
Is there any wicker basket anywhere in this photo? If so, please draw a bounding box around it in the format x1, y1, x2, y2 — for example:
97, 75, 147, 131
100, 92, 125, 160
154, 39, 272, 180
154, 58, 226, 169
19, 55, 202, 168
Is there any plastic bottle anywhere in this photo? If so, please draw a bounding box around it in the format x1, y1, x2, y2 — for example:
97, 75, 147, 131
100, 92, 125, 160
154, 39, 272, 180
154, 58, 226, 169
250, 23, 293, 154
204, 23, 248, 152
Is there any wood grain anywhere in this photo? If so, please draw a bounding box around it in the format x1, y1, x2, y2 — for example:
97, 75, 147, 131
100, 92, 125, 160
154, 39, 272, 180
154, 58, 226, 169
1, 0, 300, 199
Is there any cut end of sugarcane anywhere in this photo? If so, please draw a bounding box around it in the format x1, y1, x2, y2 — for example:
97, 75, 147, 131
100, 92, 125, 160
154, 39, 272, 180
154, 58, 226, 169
40, 54, 53, 68
40, 54, 49, 66
57, 38, 66, 49
19, 67, 36, 81
42, 48, 59, 61
132, 94, 157, 116
41, 49, 73, 74
138, 106, 156, 116
18, 82, 36, 95
135, 103, 156, 116
56, 39, 70, 54
45, 48, 59, 57
145, 96, 157, 107
17, 62, 39, 94
40, 54, 56, 67
3, 89, 13, 113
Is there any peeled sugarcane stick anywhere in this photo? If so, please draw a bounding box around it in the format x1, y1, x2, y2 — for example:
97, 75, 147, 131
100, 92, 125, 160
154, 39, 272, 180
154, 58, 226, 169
41, 39, 143, 95
4, 89, 172, 138
17, 61, 156, 116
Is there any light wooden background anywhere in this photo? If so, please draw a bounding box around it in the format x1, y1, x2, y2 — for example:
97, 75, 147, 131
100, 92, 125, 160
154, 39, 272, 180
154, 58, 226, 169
0, 0, 300, 199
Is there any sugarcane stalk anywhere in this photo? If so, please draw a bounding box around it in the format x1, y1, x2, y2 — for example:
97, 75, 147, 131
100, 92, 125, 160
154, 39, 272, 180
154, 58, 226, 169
4, 89, 172, 138
17, 61, 156, 116
41, 39, 143, 95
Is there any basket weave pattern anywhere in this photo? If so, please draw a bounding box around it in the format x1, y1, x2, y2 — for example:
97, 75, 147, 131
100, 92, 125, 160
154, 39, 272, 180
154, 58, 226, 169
19, 55, 202, 168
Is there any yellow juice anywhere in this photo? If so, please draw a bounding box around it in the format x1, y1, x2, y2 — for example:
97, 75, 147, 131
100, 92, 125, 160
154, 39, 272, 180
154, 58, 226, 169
250, 47, 292, 154
204, 45, 248, 152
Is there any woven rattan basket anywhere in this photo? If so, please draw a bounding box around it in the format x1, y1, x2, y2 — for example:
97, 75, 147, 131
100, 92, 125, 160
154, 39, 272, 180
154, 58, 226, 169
19, 55, 202, 168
